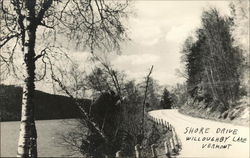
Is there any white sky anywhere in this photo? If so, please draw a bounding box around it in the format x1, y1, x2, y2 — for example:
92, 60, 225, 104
70, 0, 231, 86
2, 0, 231, 93
122, 0, 230, 86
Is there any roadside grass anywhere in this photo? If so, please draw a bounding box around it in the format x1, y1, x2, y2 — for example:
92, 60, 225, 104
179, 97, 249, 127
141, 116, 173, 158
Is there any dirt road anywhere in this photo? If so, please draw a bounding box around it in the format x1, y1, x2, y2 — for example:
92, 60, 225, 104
149, 109, 249, 158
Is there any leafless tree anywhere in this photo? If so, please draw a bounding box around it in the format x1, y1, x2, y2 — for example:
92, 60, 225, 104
0, 0, 129, 157
141, 65, 153, 135
53, 61, 162, 157
89, 54, 125, 95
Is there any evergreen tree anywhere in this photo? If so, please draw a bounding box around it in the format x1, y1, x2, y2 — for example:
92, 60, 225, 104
160, 88, 173, 109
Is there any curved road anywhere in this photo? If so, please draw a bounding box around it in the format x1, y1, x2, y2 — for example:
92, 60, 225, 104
149, 109, 249, 158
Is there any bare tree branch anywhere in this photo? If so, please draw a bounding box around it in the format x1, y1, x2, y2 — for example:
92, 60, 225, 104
36, 0, 53, 23
52, 75, 107, 142
0, 33, 20, 48
141, 65, 154, 135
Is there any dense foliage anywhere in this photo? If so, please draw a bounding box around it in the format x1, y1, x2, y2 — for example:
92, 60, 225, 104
181, 8, 245, 113
160, 88, 174, 109
56, 64, 163, 157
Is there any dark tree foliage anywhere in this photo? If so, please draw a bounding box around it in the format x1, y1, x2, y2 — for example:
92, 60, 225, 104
0, 84, 90, 121
170, 83, 188, 108
160, 88, 173, 109
62, 64, 162, 157
182, 8, 244, 111
81, 91, 122, 158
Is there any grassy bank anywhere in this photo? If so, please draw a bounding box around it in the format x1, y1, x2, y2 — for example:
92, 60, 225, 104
141, 117, 172, 157
179, 97, 249, 127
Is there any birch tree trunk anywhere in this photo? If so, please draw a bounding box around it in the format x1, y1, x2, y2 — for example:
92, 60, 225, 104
17, 1, 38, 157
204, 67, 217, 101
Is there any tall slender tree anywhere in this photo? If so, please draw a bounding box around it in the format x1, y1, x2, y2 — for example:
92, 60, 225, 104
181, 8, 243, 110
160, 88, 173, 109
230, 0, 249, 96
0, 0, 129, 157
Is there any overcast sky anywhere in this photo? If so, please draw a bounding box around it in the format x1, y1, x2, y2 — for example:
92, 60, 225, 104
3, 0, 231, 93
70, 0, 231, 86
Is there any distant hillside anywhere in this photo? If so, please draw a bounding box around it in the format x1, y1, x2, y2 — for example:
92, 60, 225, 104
0, 84, 91, 121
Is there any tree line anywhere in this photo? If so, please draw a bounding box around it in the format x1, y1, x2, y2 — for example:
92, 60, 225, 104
0, 0, 172, 157
1, 0, 247, 157
0, 0, 129, 157
53, 57, 167, 157
180, 4, 248, 114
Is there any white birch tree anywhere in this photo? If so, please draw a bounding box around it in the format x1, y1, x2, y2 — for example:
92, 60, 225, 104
0, 0, 129, 157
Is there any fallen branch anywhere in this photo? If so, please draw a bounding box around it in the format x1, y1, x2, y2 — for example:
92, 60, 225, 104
52, 75, 107, 142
